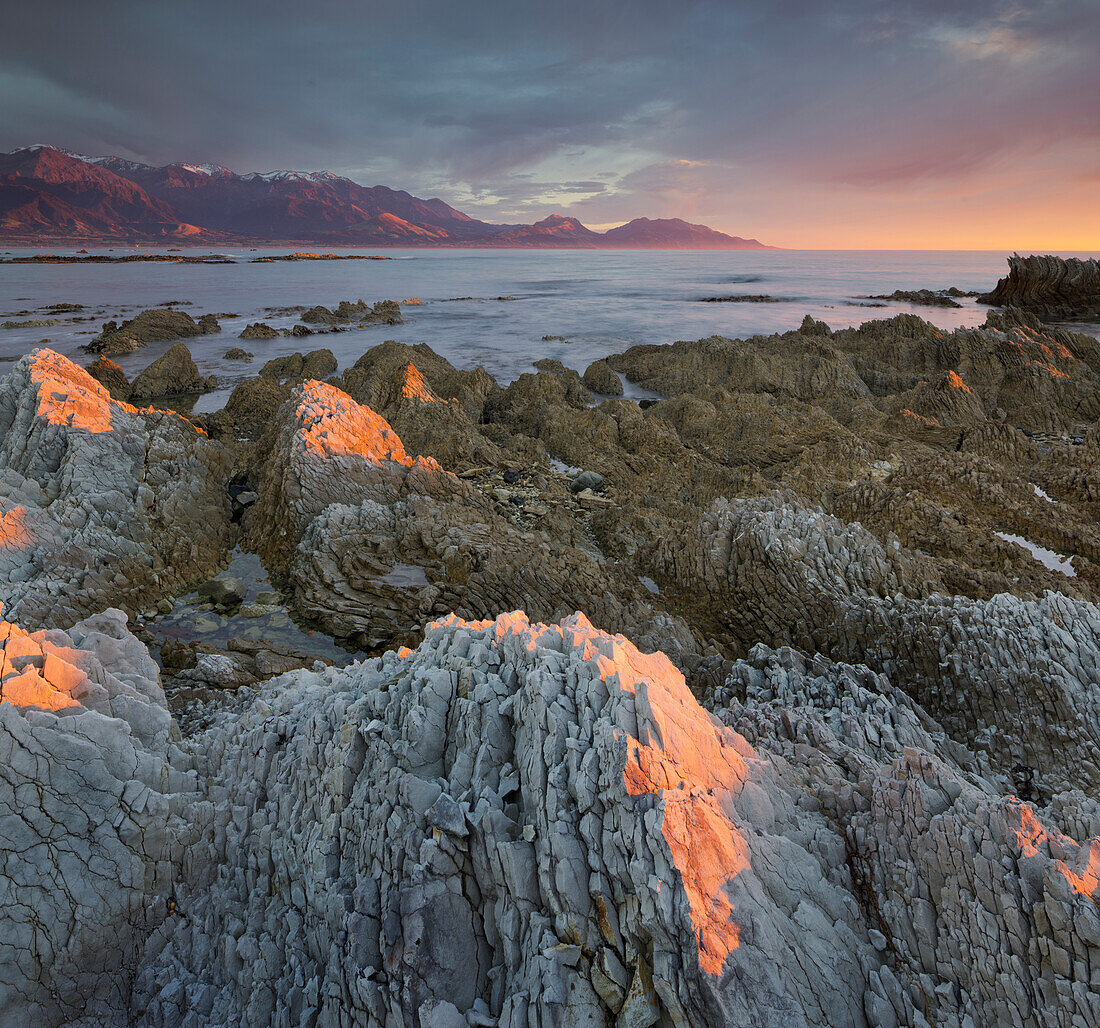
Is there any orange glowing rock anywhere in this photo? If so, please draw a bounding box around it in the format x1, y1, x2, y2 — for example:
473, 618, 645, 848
944, 370, 971, 393
0, 667, 77, 711
0, 614, 85, 712
26, 348, 206, 436
1007, 799, 1099, 899
559, 612, 749, 975
898, 408, 941, 428
293, 379, 417, 463
396, 362, 440, 404
1060, 841, 1100, 897
0, 505, 34, 549
442, 610, 747, 975
30, 348, 124, 433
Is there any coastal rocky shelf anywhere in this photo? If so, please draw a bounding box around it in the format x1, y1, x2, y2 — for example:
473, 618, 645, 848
3, 258, 1100, 1027
979, 254, 1100, 321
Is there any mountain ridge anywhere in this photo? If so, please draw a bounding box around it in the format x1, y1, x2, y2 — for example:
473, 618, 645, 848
0, 145, 775, 249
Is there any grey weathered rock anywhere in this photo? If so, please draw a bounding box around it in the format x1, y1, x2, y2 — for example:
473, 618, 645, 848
5, 605, 1097, 1027
0, 349, 233, 628
0, 606, 180, 1024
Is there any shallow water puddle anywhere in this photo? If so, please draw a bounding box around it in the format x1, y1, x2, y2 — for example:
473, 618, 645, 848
146, 548, 359, 664
994, 532, 1076, 578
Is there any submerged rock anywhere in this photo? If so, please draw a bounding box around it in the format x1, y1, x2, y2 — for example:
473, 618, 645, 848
239, 321, 278, 340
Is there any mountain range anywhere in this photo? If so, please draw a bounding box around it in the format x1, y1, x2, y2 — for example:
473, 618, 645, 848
0, 145, 774, 249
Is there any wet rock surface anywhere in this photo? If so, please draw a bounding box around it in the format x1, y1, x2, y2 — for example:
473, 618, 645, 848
300, 298, 404, 327
83, 307, 220, 355
582, 358, 623, 395
129, 342, 217, 400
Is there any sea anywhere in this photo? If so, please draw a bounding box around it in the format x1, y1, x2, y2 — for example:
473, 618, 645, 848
3, 247, 1099, 411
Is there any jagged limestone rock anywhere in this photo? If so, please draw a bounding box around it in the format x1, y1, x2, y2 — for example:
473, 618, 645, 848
5, 606, 1096, 1027
0, 349, 233, 627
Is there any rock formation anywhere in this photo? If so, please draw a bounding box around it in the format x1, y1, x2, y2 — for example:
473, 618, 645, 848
129, 342, 216, 400
0, 606, 182, 1024
3, 606, 1099, 1026
243, 379, 679, 654
0, 349, 233, 628
84, 308, 219, 355
980, 255, 1100, 321
259, 348, 337, 383
85, 355, 132, 400
239, 322, 278, 340
300, 299, 404, 327
582, 358, 624, 396
6, 306, 1100, 1026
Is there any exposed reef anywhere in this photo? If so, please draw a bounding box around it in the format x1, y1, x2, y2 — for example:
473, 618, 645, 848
980, 254, 1100, 321
4, 304, 1100, 1025
83, 308, 221, 355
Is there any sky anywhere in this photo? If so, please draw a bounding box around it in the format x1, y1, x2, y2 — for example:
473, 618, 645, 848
1, 0, 1097, 249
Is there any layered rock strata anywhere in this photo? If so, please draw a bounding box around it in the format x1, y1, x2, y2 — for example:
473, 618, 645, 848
980, 255, 1100, 320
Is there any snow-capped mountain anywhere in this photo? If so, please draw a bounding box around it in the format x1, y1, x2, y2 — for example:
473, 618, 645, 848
0, 144, 774, 248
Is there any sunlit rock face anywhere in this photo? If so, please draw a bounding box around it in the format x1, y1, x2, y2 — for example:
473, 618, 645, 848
131, 611, 870, 1026
244, 377, 473, 572
245, 378, 686, 654
0, 606, 184, 1026
0, 349, 233, 628
3, 606, 1100, 1026
126, 610, 1099, 1027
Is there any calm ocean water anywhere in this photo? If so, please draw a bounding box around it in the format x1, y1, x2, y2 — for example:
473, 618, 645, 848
3, 247, 1099, 410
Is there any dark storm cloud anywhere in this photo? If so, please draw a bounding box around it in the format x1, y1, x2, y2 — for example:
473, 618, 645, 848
1, 0, 1097, 236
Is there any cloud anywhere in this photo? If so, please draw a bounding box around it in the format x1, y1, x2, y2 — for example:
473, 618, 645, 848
0, 0, 1096, 245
